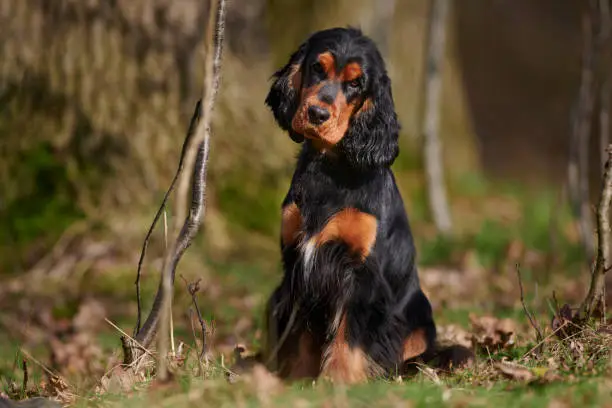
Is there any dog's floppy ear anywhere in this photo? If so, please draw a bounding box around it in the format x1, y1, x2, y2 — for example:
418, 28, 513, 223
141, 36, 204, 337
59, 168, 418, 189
340, 72, 401, 169
265, 41, 309, 143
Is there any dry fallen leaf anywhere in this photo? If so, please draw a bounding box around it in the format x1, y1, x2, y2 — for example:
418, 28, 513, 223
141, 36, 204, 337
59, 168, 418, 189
495, 361, 560, 384
437, 324, 472, 349
551, 304, 575, 339
470, 314, 516, 350
495, 361, 534, 382
49, 332, 103, 376
40, 375, 73, 406
417, 365, 441, 384
97, 366, 146, 394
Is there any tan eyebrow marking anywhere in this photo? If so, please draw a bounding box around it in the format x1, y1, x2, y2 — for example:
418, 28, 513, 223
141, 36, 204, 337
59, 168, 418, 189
341, 62, 362, 82
318, 52, 336, 76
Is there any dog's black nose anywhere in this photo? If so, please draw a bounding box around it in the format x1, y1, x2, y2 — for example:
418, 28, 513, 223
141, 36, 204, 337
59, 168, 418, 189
308, 105, 330, 125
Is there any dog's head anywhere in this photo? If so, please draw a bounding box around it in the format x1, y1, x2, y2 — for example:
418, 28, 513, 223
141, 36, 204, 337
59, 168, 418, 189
265, 27, 400, 169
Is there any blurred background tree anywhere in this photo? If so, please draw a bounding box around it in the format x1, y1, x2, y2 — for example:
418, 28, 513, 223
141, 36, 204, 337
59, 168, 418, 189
0, 0, 599, 278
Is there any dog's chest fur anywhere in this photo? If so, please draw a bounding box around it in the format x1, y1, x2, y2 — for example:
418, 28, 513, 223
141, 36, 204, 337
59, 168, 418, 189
285, 151, 391, 275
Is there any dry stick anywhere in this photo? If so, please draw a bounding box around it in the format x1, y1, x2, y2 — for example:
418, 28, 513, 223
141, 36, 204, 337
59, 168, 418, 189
569, 6, 598, 263
21, 358, 28, 397
106, 318, 155, 359
520, 321, 570, 361
18, 348, 66, 384
515, 263, 544, 355
164, 210, 176, 357
133, 105, 202, 336
124, 0, 227, 368
188, 308, 205, 376
162, 209, 176, 357
422, 0, 453, 235
579, 144, 612, 319
132, 0, 225, 331
180, 275, 208, 372
157, 0, 224, 382
175, 0, 225, 228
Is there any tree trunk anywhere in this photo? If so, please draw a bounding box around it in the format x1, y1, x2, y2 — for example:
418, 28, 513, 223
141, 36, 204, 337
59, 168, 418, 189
422, 0, 453, 235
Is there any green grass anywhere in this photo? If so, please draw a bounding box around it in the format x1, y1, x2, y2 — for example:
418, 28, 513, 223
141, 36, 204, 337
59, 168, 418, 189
0, 143, 605, 407
63, 361, 612, 408
417, 181, 585, 278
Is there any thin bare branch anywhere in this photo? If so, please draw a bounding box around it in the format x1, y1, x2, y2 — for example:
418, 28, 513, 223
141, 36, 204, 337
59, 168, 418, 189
106, 318, 155, 360
180, 275, 208, 373
19, 348, 66, 385
515, 263, 544, 355
21, 357, 28, 397
133, 106, 202, 336
188, 308, 205, 376
175, 0, 225, 227
124, 0, 227, 368
164, 210, 176, 357
579, 145, 612, 319
155, 0, 225, 382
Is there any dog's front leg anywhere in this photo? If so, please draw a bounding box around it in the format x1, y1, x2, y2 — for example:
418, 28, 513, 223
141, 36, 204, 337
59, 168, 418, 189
308, 207, 378, 384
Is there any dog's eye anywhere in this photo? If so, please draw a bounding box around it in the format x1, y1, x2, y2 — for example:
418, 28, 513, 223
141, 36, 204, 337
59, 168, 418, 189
312, 62, 324, 75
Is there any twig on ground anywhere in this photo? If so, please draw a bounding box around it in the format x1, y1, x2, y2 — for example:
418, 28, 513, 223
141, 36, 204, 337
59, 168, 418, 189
18, 349, 66, 386
521, 322, 569, 361
578, 145, 612, 320
515, 263, 544, 355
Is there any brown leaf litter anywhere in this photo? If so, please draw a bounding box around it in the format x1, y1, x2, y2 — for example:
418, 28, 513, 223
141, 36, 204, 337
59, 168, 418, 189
97, 366, 147, 395
470, 313, 517, 351
495, 360, 560, 384
46, 298, 106, 378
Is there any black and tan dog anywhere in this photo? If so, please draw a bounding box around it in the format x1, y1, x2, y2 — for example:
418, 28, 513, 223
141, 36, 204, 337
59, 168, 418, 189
257, 27, 440, 384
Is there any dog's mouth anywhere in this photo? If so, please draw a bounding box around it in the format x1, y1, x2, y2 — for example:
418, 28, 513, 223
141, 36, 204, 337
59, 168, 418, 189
303, 126, 322, 139
292, 101, 349, 149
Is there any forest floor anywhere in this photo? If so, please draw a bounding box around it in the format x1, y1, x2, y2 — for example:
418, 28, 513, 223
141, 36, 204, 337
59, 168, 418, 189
1, 177, 612, 408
